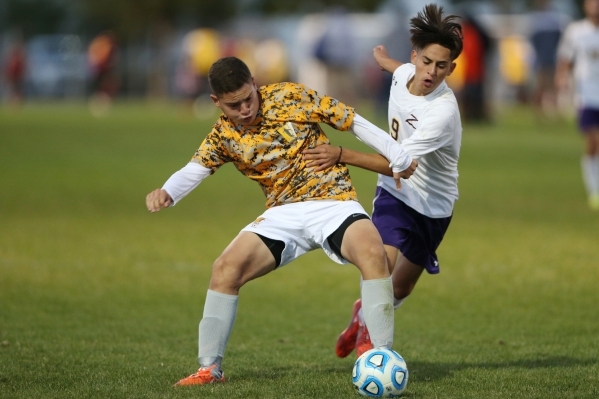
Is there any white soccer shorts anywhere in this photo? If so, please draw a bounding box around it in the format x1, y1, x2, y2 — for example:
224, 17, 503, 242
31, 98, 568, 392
241, 200, 369, 267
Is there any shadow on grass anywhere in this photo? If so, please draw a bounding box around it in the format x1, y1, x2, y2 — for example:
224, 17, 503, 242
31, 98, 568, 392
225, 355, 597, 385
226, 362, 351, 384
407, 356, 598, 383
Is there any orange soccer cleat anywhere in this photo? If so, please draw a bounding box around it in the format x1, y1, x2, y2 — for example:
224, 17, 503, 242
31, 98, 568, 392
355, 321, 373, 357
173, 364, 225, 386
335, 299, 362, 358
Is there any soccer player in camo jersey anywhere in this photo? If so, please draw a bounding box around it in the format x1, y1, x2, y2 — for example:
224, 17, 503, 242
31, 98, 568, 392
303, 3, 463, 358
145, 56, 418, 386
555, 0, 599, 211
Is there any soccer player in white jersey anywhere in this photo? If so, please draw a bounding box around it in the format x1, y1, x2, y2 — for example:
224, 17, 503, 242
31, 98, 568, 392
303, 3, 463, 358
145, 56, 418, 386
555, 0, 599, 210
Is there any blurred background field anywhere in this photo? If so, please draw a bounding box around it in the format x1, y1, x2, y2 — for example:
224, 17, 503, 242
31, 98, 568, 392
1, 103, 598, 398
0, 0, 585, 121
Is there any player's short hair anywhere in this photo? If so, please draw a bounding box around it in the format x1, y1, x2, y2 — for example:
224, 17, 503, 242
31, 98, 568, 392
208, 57, 252, 96
410, 4, 463, 60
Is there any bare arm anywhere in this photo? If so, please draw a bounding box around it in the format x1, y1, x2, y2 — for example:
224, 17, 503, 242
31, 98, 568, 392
555, 59, 573, 92
303, 144, 417, 180
341, 147, 395, 176
373, 45, 403, 73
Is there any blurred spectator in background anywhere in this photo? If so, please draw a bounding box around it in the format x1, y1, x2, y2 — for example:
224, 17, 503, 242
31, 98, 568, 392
529, 0, 566, 120
87, 31, 119, 117
253, 38, 289, 87
182, 28, 222, 119
369, 15, 412, 120
3, 38, 27, 107
183, 28, 221, 96
499, 33, 531, 105
458, 12, 491, 122
174, 54, 201, 117
230, 37, 259, 77
313, 7, 356, 105
555, 0, 599, 211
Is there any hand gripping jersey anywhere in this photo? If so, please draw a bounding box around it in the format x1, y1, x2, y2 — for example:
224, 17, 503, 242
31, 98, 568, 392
378, 63, 462, 218
557, 19, 599, 108
192, 82, 358, 208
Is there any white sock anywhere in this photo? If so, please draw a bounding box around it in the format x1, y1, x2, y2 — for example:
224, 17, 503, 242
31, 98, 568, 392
358, 297, 404, 322
358, 290, 405, 320
581, 155, 599, 196
393, 297, 405, 309
360, 277, 394, 349
358, 297, 407, 324
198, 289, 238, 368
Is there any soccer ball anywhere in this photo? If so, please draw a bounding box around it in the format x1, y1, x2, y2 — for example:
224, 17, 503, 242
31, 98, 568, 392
352, 348, 408, 397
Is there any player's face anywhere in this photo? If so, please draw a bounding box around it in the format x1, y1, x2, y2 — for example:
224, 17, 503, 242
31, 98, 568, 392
584, 0, 599, 19
409, 44, 456, 96
211, 79, 260, 126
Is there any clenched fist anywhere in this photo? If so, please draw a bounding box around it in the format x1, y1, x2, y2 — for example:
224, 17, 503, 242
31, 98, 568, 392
146, 189, 173, 212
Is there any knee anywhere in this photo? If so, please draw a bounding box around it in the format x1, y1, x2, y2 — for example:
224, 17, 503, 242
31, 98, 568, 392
586, 134, 599, 155
371, 245, 388, 267
393, 282, 414, 301
210, 255, 244, 292
361, 245, 390, 277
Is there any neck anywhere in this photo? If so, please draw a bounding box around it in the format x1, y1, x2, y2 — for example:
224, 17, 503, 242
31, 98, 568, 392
407, 77, 422, 96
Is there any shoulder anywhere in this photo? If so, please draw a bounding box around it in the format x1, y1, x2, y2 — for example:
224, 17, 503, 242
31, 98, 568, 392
206, 116, 233, 138
427, 82, 459, 108
438, 86, 459, 106
426, 90, 460, 119
260, 82, 310, 98
260, 82, 321, 107
390, 64, 414, 93
259, 82, 313, 120
400, 63, 414, 72
565, 19, 591, 35
394, 63, 414, 79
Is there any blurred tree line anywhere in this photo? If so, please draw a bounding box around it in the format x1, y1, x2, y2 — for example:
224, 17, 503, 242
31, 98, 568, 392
0, 0, 386, 39
0, 0, 586, 101
0, 0, 587, 39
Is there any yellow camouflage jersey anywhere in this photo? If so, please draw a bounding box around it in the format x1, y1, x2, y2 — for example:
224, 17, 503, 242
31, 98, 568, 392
191, 82, 358, 208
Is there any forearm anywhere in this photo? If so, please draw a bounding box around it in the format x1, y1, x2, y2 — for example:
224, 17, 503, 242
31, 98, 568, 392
378, 58, 402, 74
350, 113, 412, 172
555, 59, 573, 89
162, 162, 212, 205
340, 147, 393, 176
373, 45, 403, 73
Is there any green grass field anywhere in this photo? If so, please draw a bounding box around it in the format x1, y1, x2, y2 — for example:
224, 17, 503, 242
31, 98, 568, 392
1, 102, 598, 398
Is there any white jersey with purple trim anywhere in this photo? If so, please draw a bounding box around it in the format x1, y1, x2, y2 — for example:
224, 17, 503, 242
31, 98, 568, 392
557, 19, 599, 108
377, 63, 462, 218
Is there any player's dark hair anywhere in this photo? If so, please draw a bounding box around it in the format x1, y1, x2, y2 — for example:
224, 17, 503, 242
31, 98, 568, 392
410, 4, 463, 60
208, 57, 252, 96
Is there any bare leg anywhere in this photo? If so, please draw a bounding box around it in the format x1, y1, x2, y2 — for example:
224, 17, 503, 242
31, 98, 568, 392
199, 232, 276, 367
209, 231, 278, 294
340, 219, 389, 279
391, 253, 424, 301
581, 129, 599, 209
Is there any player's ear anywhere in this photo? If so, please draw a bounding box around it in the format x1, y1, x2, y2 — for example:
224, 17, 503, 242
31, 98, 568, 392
447, 62, 456, 76
410, 49, 418, 64
210, 94, 220, 107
